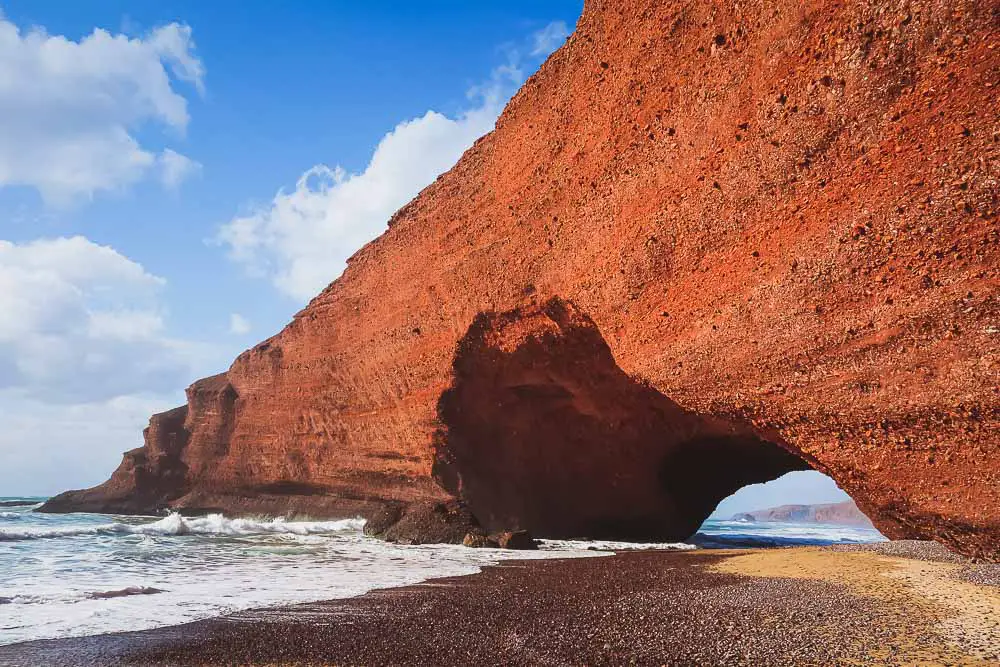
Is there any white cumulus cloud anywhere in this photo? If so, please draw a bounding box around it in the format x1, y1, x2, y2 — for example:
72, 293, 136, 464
217, 22, 569, 302
0, 235, 222, 494
0, 236, 199, 403
0, 17, 204, 204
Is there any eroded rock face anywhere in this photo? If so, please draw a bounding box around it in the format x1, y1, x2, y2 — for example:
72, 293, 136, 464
434, 299, 809, 540
43, 0, 998, 558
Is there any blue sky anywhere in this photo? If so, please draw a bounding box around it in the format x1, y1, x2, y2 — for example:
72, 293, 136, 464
0, 2, 850, 515
0, 0, 582, 339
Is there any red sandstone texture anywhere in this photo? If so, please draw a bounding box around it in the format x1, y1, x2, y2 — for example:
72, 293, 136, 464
43, 0, 998, 558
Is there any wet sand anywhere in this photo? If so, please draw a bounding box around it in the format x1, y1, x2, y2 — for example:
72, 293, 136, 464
1, 544, 998, 666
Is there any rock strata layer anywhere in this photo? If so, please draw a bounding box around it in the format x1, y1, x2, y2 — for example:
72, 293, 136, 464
43, 0, 998, 559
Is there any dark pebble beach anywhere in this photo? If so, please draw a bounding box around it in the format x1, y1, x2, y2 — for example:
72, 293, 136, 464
2, 546, 997, 666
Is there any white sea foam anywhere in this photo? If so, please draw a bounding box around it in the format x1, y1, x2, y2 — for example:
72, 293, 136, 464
0, 511, 610, 646
0, 509, 884, 646
540, 538, 696, 551
0, 512, 365, 542
0, 512, 20, 520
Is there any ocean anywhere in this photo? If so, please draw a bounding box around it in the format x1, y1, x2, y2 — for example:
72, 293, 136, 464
0, 497, 885, 646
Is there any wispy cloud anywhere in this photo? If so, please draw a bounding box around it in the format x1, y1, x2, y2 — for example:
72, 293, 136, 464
229, 313, 251, 335
530, 21, 569, 56
159, 149, 202, 189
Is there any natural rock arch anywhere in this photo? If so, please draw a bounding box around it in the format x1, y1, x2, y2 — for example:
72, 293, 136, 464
42, 0, 998, 560
433, 297, 861, 540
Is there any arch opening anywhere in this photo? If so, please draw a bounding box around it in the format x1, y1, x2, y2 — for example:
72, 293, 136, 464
710, 470, 861, 522
433, 298, 863, 542
695, 470, 885, 547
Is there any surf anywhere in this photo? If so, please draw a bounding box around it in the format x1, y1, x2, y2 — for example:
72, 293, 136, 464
0, 512, 365, 542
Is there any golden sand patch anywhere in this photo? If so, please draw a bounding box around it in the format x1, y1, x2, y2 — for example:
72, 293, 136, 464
712, 548, 1000, 665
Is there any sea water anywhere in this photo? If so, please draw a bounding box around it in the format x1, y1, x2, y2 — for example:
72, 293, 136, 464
0, 497, 883, 646
692, 518, 887, 549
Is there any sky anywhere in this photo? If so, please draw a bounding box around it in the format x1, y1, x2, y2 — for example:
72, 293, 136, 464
0, 1, 850, 514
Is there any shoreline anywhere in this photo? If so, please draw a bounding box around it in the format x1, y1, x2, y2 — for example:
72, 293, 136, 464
2, 542, 998, 666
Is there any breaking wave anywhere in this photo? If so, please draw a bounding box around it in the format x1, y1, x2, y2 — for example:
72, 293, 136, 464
539, 538, 696, 551
0, 512, 366, 542
0, 512, 21, 520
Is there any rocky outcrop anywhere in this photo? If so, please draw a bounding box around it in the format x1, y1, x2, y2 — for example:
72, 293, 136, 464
732, 500, 876, 527
43, 0, 998, 559
363, 501, 483, 545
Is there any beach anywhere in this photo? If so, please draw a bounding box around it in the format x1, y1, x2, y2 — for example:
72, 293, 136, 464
3, 541, 998, 666
3, 501, 880, 647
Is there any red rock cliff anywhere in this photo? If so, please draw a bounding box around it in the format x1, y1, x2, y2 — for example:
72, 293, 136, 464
43, 0, 998, 559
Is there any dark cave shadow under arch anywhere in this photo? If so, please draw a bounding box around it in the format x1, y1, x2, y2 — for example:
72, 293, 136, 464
431, 297, 842, 542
